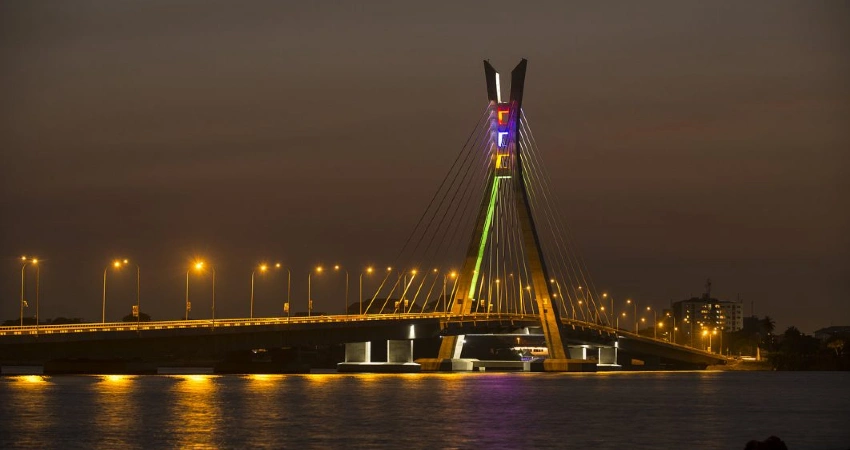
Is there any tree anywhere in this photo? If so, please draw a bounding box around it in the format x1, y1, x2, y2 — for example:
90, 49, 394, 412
121, 312, 151, 322
827, 338, 845, 357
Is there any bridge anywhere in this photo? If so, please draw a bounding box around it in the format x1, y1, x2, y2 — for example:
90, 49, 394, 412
0, 313, 723, 372
2, 59, 727, 373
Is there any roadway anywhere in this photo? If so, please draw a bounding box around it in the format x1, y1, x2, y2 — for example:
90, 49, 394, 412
0, 313, 727, 368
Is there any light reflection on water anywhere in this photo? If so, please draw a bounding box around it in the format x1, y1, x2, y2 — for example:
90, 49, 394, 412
0, 371, 848, 449
169, 375, 222, 449
93, 374, 137, 449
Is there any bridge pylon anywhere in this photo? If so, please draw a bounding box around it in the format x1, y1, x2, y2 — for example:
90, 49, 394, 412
430, 59, 571, 370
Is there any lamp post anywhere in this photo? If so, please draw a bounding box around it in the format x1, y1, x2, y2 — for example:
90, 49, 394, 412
133, 262, 140, 328
102, 259, 128, 323
626, 299, 638, 333
308, 266, 322, 317
334, 265, 349, 316
495, 278, 501, 314
187, 261, 215, 323
443, 271, 457, 316
359, 267, 373, 315
20, 256, 29, 327
34, 261, 40, 332
616, 311, 626, 331
577, 285, 586, 320
250, 264, 269, 319
666, 312, 677, 344
602, 292, 610, 326
275, 263, 292, 321
716, 328, 723, 355
185, 269, 191, 320
647, 306, 657, 339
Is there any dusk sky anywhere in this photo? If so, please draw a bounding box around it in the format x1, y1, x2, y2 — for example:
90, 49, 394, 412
1, 2, 847, 333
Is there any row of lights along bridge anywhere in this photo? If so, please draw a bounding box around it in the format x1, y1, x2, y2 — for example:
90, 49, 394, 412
17, 256, 671, 337
16, 256, 462, 325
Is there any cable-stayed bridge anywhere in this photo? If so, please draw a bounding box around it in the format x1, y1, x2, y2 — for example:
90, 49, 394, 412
1, 60, 726, 373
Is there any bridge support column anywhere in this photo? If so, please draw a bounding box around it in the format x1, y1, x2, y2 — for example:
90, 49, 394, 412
568, 346, 588, 360
338, 340, 420, 373
418, 335, 477, 371
344, 341, 371, 363
597, 343, 622, 370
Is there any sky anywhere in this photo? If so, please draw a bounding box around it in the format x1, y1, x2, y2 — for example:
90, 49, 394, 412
1, 1, 847, 333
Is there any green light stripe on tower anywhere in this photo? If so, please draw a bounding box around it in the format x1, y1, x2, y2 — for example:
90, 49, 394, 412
468, 176, 500, 299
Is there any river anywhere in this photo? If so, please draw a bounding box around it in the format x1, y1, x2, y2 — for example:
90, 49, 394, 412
1, 371, 848, 449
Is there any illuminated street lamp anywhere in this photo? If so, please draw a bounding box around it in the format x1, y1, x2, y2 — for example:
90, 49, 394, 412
399, 269, 417, 313
334, 264, 349, 315
626, 299, 638, 333
616, 311, 626, 331
250, 264, 269, 319
33, 260, 40, 332
102, 259, 129, 323
19, 256, 40, 328
647, 306, 658, 339
443, 270, 458, 315
274, 263, 292, 321
359, 267, 374, 315
308, 266, 323, 317
186, 260, 215, 323
666, 312, 677, 344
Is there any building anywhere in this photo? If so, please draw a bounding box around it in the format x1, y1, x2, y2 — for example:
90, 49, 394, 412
672, 279, 743, 347
813, 326, 850, 341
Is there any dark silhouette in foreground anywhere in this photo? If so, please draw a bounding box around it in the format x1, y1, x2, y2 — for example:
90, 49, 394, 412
744, 436, 788, 450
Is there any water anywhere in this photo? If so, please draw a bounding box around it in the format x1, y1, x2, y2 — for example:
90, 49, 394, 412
0, 371, 848, 449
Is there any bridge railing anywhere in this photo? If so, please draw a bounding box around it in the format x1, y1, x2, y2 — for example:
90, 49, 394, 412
0, 312, 540, 337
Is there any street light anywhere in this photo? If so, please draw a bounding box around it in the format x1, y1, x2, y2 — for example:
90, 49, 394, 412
616, 311, 626, 331
359, 267, 374, 315
102, 259, 129, 323
626, 298, 638, 333
601, 292, 610, 325
400, 269, 417, 313
186, 260, 215, 324
334, 264, 349, 316
443, 271, 458, 315
33, 260, 40, 332
647, 306, 657, 339
666, 312, 677, 344
20, 256, 40, 328
273, 263, 292, 321
250, 264, 269, 319
308, 266, 322, 317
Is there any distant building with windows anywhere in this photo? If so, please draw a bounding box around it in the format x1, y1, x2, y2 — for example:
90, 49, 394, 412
671, 279, 743, 347
813, 326, 850, 341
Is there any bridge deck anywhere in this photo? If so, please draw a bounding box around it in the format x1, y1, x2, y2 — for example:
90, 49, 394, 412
1, 313, 726, 367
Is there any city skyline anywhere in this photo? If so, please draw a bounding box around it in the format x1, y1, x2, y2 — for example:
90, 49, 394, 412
2, 2, 848, 333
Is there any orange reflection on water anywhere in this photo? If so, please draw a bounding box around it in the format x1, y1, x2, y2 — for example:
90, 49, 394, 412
305, 374, 331, 384
94, 373, 138, 447
18, 375, 48, 384
170, 375, 222, 448
353, 373, 381, 383
7, 375, 53, 445
245, 374, 285, 391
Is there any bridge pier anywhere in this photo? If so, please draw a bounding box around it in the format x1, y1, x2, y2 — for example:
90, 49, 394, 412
337, 340, 420, 373
597, 342, 622, 370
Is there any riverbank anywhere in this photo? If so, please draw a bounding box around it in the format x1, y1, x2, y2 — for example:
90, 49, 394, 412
709, 358, 773, 371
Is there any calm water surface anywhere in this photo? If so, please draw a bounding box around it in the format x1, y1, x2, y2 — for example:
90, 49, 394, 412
0, 371, 848, 449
